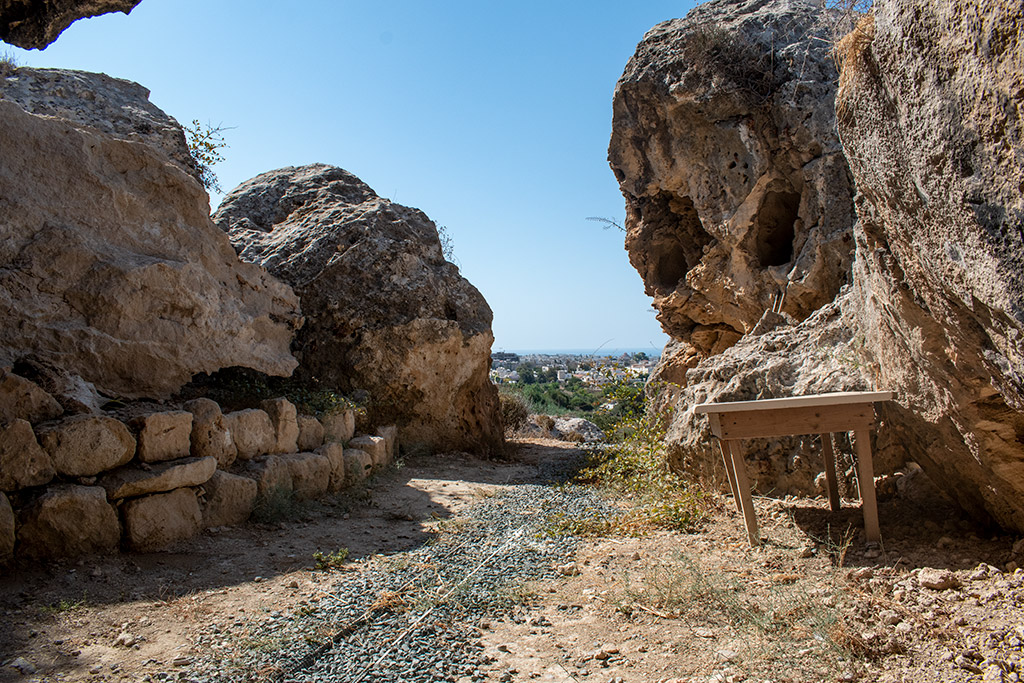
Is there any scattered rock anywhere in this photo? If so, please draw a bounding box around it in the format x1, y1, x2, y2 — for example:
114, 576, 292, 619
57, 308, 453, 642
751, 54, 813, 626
6, 656, 35, 675
36, 414, 135, 477
201, 470, 257, 528
297, 415, 325, 451
129, 411, 193, 463
184, 398, 237, 468
0, 369, 62, 424
551, 417, 604, 443
0, 418, 55, 490
224, 409, 276, 460
122, 487, 202, 552
261, 397, 299, 455
214, 164, 502, 454
101, 456, 217, 500
17, 485, 121, 558
918, 568, 958, 591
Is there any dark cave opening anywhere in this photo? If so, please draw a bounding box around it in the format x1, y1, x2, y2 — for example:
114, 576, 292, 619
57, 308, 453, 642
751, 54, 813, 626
644, 193, 713, 291
755, 190, 800, 267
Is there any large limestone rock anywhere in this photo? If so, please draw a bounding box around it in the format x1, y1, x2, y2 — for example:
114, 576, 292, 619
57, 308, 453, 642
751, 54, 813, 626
122, 487, 201, 551
0, 0, 141, 49
342, 449, 372, 485
37, 415, 135, 477
16, 485, 121, 558
322, 409, 355, 444
242, 455, 293, 501
609, 0, 856, 379
0, 370, 62, 424
0, 492, 14, 562
835, 0, 1024, 530
0, 68, 301, 399
184, 398, 236, 468
213, 164, 502, 454
280, 452, 330, 500
224, 409, 276, 460
316, 442, 346, 492
348, 435, 388, 468
130, 411, 193, 463
0, 419, 54, 490
297, 415, 325, 451
261, 398, 299, 454
201, 470, 257, 528
100, 456, 216, 500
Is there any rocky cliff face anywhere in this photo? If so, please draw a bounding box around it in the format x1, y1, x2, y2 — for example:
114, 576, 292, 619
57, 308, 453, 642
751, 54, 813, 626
214, 164, 503, 455
835, 0, 1024, 530
609, 0, 857, 383
613, 0, 1024, 531
0, 68, 301, 398
0, 0, 140, 48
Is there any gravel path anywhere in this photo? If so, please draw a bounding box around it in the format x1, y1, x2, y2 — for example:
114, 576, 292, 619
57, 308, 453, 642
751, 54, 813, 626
187, 481, 617, 683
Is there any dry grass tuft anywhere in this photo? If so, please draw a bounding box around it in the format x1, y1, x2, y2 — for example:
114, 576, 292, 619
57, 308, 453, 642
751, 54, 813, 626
836, 13, 877, 104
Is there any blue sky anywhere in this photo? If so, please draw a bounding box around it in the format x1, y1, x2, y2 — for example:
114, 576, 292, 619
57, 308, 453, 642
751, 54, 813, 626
6, 0, 698, 354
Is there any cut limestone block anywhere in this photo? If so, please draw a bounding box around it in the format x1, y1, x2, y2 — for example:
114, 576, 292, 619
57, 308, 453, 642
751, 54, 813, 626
101, 456, 216, 500
348, 435, 387, 468
122, 488, 201, 552
242, 455, 293, 501
37, 415, 135, 477
297, 415, 324, 451
316, 442, 345, 492
261, 398, 299, 454
130, 411, 193, 463
343, 449, 372, 485
224, 409, 275, 460
0, 419, 54, 491
201, 470, 257, 528
280, 452, 330, 500
0, 492, 14, 562
0, 370, 62, 425
184, 398, 236, 468
376, 425, 398, 461
322, 409, 355, 444
17, 485, 121, 559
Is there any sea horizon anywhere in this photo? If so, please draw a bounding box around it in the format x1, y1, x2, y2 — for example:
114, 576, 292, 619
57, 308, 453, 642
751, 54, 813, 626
494, 345, 664, 357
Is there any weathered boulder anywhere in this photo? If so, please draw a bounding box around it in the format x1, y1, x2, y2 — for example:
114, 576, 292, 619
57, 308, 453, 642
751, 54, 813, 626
261, 398, 299, 454
242, 455, 293, 501
9, 356, 104, 415
343, 449, 372, 485
297, 414, 325, 451
0, 419, 54, 490
0, 68, 301, 399
184, 398, 236, 468
214, 164, 502, 454
37, 415, 135, 477
280, 452, 331, 500
609, 0, 856, 378
122, 487, 201, 551
201, 470, 257, 528
322, 409, 355, 444
0, 492, 13, 562
0, 0, 141, 49
100, 456, 216, 500
348, 435, 388, 468
224, 409, 275, 460
552, 417, 605, 443
17, 485, 120, 558
316, 442, 346, 492
0, 370, 61, 424
835, 0, 1024, 530
130, 411, 193, 463
376, 425, 398, 461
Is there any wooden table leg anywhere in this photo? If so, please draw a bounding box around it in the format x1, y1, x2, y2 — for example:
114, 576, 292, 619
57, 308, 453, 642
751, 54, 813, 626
820, 433, 841, 512
854, 429, 881, 544
718, 439, 742, 513
726, 439, 760, 546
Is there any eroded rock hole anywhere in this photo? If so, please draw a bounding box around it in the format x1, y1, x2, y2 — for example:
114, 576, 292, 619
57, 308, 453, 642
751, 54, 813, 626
641, 192, 713, 290
755, 190, 800, 267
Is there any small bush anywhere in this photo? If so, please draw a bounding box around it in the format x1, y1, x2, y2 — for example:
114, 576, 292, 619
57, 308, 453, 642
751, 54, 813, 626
251, 487, 301, 524
499, 390, 530, 435
184, 119, 229, 193
680, 23, 781, 104
0, 51, 18, 77
312, 547, 349, 570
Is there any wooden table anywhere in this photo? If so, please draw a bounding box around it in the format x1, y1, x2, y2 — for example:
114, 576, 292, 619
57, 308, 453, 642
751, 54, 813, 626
694, 391, 894, 547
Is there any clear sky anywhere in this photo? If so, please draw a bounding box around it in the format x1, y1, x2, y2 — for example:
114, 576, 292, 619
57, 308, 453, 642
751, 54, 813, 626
6, 0, 699, 355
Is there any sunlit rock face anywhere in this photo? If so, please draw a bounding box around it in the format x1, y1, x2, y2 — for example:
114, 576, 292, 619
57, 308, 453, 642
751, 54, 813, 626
0, 0, 141, 49
609, 0, 856, 382
0, 68, 301, 398
214, 164, 503, 456
836, 0, 1024, 530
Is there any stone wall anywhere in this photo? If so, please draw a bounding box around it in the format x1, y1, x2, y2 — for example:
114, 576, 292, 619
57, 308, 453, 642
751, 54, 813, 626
1, 369, 397, 563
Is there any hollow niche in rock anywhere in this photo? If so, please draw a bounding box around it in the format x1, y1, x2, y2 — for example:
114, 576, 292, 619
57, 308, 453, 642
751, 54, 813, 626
641, 192, 713, 292
754, 190, 800, 268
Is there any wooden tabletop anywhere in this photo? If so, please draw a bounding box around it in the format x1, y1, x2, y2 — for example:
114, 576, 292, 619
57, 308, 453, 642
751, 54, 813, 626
694, 391, 894, 414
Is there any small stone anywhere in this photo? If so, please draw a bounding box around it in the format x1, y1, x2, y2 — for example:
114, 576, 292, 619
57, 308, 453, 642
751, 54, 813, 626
878, 609, 900, 625
956, 655, 983, 674
715, 648, 737, 662
8, 657, 36, 675
918, 567, 958, 590
982, 664, 1006, 683
172, 656, 191, 667
798, 546, 815, 558
848, 567, 873, 582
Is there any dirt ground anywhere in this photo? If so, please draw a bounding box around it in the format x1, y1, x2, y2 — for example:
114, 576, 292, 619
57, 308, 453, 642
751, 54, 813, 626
1, 438, 1022, 683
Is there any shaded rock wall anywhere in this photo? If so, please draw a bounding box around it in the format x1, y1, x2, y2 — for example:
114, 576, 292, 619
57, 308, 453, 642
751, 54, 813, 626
609, 0, 857, 381
214, 164, 503, 455
0, 68, 301, 398
0, 0, 140, 49
836, 0, 1024, 529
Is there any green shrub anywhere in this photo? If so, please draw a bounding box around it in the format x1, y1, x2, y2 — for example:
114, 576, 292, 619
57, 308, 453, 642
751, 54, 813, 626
498, 389, 530, 435
313, 547, 349, 570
